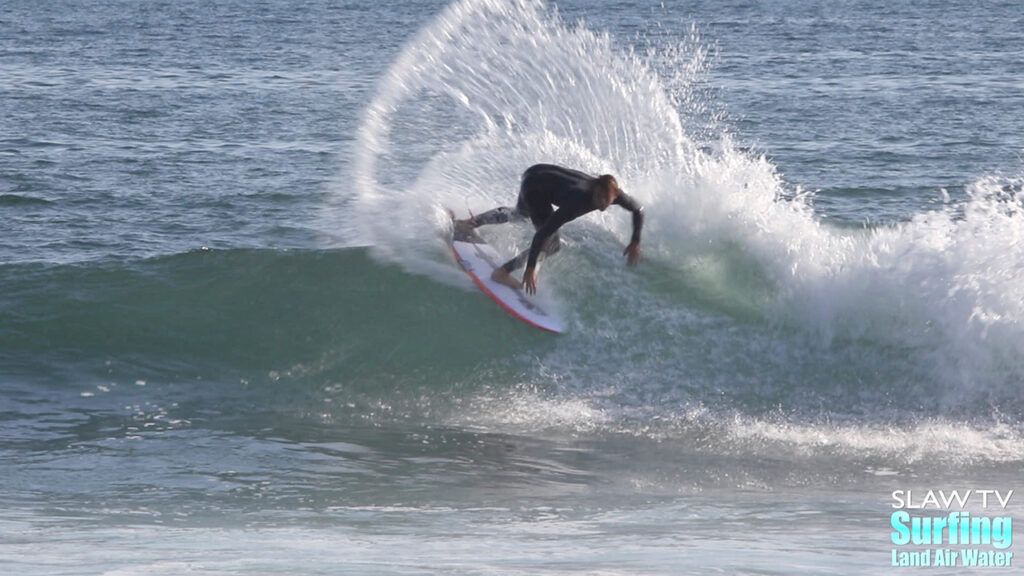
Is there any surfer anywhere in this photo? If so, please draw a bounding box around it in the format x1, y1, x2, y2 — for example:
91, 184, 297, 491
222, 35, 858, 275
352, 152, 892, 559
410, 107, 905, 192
456, 164, 644, 294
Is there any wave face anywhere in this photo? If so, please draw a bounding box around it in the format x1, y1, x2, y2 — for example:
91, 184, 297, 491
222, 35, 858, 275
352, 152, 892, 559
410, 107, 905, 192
0, 249, 528, 386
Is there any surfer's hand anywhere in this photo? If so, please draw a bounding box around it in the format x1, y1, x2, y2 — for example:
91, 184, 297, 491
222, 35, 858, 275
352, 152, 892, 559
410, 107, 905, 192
624, 241, 642, 267
523, 267, 538, 295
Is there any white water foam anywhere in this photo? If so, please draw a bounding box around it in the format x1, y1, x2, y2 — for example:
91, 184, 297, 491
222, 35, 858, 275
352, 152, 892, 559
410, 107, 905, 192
453, 385, 1024, 466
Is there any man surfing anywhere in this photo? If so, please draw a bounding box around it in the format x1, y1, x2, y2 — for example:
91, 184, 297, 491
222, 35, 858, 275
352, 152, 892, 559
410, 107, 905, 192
455, 164, 644, 295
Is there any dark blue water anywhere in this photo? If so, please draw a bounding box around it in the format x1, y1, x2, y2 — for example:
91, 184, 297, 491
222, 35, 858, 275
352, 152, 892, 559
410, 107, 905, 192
2, 1, 1022, 574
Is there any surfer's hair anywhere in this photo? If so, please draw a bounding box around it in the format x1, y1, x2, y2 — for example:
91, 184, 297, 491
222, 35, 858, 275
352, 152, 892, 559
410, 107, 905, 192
594, 174, 619, 196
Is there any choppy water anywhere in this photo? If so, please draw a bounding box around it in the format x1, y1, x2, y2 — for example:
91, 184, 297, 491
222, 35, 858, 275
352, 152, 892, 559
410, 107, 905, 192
2, 0, 1022, 574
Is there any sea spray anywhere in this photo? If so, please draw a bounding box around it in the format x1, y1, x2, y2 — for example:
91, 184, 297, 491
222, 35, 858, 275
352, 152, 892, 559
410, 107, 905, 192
333, 0, 701, 266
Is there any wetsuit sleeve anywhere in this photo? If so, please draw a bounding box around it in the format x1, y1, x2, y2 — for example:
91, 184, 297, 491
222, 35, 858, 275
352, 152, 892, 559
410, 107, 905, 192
615, 191, 644, 244
526, 208, 574, 270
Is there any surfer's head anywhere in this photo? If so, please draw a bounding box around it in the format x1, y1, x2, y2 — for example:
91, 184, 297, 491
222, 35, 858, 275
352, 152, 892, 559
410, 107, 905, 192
592, 174, 619, 211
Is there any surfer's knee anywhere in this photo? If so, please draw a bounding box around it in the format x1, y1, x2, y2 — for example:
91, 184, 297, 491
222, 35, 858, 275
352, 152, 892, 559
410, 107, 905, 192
542, 233, 562, 256
472, 206, 516, 226
501, 249, 530, 273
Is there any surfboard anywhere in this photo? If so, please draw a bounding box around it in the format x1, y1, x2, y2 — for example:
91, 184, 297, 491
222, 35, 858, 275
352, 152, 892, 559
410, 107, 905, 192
449, 211, 564, 333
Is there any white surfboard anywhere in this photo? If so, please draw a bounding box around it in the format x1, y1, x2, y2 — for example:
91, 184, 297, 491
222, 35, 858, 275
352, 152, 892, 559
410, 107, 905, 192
449, 211, 564, 333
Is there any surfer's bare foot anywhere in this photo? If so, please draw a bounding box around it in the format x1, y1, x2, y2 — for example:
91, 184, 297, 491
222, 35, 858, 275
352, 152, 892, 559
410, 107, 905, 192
491, 268, 522, 290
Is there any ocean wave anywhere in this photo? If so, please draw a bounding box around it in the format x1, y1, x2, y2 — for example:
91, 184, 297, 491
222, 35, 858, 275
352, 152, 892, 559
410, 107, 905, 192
327, 0, 1023, 407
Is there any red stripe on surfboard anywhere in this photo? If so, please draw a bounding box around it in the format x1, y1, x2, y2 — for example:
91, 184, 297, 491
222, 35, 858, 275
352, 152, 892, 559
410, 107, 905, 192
449, 243, 561, 334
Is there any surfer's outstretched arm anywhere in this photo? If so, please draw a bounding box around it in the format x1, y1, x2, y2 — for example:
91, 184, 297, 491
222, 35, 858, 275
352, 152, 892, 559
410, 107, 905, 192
614, 191, 644, 266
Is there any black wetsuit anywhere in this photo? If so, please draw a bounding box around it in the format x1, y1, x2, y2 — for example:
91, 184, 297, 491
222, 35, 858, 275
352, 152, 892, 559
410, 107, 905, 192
474, 164, 644, 272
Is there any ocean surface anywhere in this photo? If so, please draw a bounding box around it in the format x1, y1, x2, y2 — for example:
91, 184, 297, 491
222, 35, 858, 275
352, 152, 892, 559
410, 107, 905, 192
2, 0, 1022, 574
